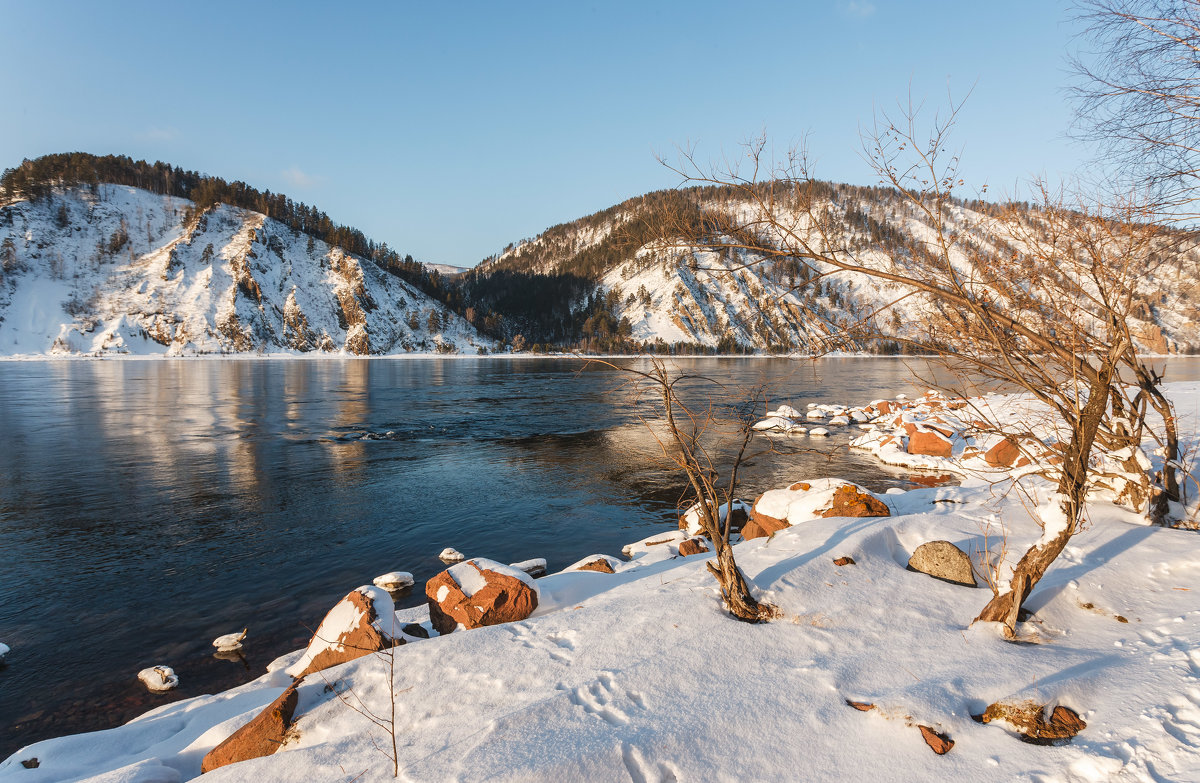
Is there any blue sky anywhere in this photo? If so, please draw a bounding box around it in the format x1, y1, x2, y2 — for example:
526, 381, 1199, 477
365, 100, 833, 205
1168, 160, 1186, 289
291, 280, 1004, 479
0, 1, 1085, 267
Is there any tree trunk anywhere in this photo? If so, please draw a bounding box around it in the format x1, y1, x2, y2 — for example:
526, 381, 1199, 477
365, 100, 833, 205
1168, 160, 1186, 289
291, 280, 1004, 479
706, 542, 775, 622
974, 370, 1114, 634
1144, 384, 1181, 522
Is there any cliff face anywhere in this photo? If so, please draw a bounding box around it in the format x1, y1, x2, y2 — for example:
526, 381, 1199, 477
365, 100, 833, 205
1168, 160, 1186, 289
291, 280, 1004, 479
0, 185, 489, 356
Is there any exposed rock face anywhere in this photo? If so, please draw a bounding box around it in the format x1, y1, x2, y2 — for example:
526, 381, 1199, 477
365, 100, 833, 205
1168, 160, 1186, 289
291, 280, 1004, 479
819, 485, 891, 518
201, 682, 299, 773
678, 537, 709, 556
426, 559, 539, 635
918, 725, 954, 755
576, 557, 616, 574
981, 701, 1087, 744
985, 437, 1021, 468
287, 587, 396, 679
905, 426, 954, 458
907, 541, 977, 587
743, 497, 792, 540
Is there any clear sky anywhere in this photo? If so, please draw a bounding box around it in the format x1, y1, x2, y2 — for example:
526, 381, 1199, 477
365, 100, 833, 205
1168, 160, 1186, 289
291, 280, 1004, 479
0, 1, 1087, 268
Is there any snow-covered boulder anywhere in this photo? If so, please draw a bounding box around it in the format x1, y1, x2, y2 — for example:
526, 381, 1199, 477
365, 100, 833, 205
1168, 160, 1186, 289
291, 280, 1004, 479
201, 682, 299, 774
212, 629, 247, 652
137, 666, 178, 692
678, 499, 750, 536
509, 558, 548, 577
753, 415, 806, 433
438, 547, 466, 563
286, 586, 396, 678
622, 529, 687, 560
566, 555, 621, 574
425, 558, 539, 635
745, 479, 890, 540
905, 425, 954, 458
373, 571, 415, 591
809, 427, 830, 437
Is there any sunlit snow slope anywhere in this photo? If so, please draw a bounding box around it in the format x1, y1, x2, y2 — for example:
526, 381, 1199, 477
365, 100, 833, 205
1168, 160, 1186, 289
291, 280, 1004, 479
0, 186, 489, 356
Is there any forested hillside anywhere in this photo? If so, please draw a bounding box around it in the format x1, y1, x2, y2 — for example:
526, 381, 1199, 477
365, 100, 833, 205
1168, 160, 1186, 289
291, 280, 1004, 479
3, 153, 1196, 356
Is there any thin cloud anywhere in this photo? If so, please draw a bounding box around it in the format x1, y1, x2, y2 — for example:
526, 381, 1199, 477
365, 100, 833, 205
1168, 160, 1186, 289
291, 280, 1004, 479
138, 126, 180, 142
838, 1, 876, 18
281, 166, 319, 188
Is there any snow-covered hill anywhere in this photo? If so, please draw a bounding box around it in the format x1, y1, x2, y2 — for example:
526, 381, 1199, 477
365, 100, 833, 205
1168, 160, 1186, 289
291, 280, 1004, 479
0, 186, 490, 356
475, 186, 1200, 354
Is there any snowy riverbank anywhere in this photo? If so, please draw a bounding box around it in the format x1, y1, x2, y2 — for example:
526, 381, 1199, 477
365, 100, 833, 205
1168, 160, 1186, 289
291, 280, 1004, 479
2, 385, 1198, 782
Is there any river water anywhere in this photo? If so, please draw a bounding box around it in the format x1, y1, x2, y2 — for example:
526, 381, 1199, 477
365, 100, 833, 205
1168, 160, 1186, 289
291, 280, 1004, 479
1, 356, 1196, 757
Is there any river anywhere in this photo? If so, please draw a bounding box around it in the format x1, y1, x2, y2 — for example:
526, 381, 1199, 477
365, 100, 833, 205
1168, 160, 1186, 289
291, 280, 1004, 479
1, 356, 1196, 757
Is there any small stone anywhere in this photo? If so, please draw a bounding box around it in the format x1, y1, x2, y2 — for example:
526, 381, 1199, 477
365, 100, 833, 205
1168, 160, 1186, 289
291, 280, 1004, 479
833, 556, 856, 566
918, 725, 954, 755
438, 547, 466, 563
1049, 705, 1087, 735
678, 538, 709, 556
402, 623, 429, 639
137, 666, 178, 692
908, 541, 977, 587
373, 571, 415, 590
509, 558, 547, 577
20, 758, 39, 769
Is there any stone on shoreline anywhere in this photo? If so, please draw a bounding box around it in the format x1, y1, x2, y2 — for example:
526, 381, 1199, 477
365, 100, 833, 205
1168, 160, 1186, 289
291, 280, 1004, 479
201, 682, 299, 773
286, 587, 397, 679
426, 558, 539, 635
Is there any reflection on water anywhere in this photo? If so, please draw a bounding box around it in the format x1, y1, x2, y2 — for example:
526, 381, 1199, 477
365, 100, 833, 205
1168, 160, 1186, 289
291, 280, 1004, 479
1, 356, 1198, 757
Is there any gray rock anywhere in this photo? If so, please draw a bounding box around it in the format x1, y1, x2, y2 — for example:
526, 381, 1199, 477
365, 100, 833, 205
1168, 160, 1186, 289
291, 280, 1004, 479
908, 540, 976, 587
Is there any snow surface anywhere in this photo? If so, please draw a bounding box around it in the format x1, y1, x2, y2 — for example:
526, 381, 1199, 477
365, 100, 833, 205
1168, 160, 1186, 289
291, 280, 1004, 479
4, 385, 1200, 781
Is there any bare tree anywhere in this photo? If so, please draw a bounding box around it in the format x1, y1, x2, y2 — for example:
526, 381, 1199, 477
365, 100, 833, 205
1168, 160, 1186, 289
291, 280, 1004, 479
649, 97, 1177, 634
1072, 0, 1200, 220
589, 357, 779, 623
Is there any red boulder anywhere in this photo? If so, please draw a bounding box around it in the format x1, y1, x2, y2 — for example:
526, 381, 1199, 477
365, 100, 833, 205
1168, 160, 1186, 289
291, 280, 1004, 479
426, 559, 539, 635
201, 683, 299, 773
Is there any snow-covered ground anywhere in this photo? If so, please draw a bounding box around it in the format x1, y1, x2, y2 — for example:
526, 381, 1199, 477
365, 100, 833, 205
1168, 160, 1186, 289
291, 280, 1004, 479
3, 385, 1199, 782
0, 186, 491, 356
